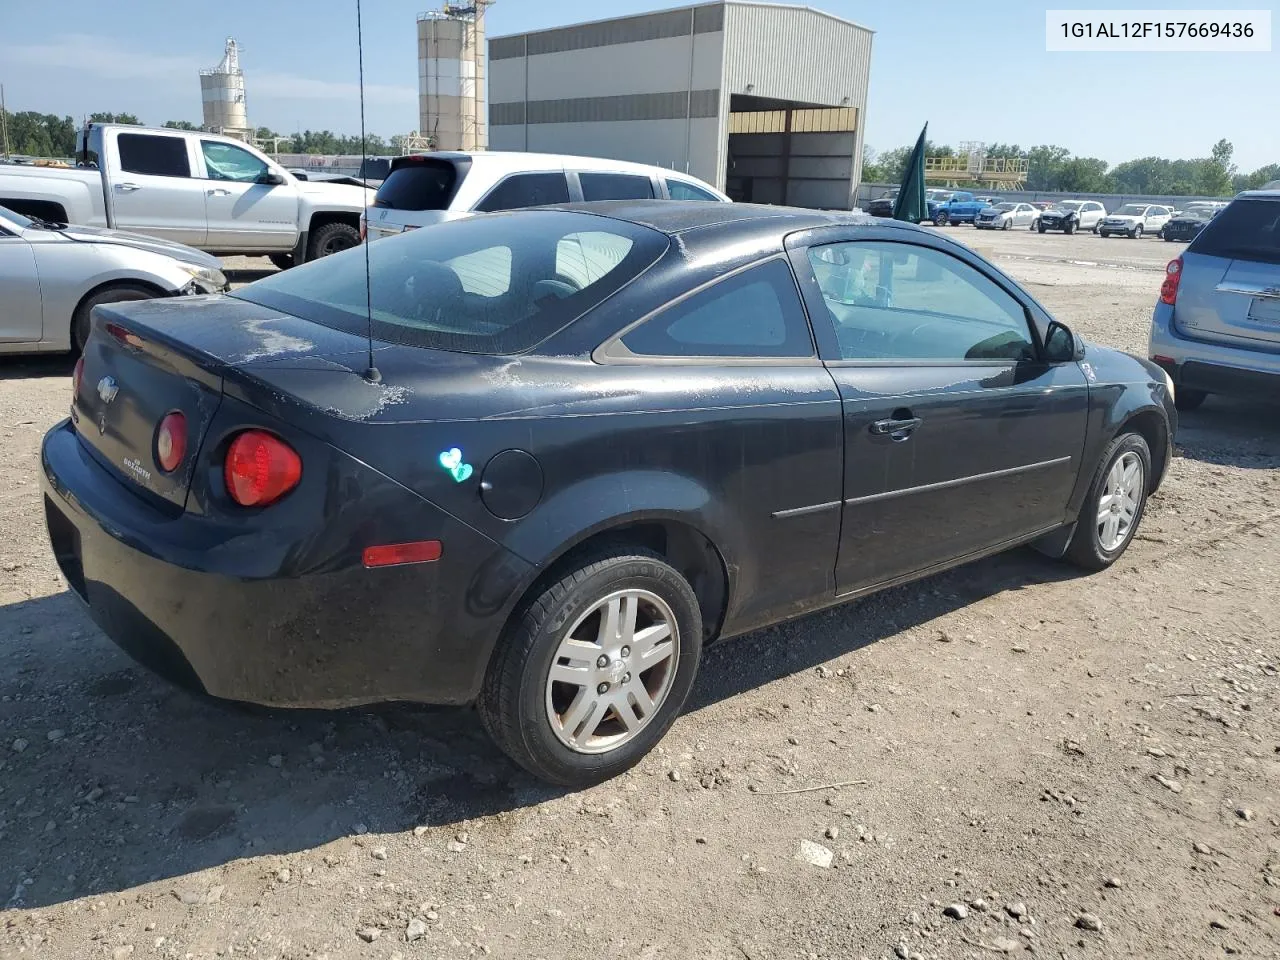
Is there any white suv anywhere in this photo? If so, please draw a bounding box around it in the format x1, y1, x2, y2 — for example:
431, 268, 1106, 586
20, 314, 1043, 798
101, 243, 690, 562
1098, 203, 1173, 239
362, 153, 729, 242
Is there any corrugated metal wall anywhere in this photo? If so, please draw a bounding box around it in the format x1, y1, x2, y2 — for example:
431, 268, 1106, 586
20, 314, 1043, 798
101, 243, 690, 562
721, 3, 873, 195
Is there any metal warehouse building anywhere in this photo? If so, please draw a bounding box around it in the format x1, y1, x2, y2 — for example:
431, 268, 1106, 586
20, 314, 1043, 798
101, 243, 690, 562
488, 1, 873, 209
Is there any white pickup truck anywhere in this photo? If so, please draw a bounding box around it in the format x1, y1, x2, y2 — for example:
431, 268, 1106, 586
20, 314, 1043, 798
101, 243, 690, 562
0, 124, 373, 268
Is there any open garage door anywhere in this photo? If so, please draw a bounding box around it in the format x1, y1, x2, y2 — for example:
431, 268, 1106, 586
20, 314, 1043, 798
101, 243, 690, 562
725, 96, 857, 209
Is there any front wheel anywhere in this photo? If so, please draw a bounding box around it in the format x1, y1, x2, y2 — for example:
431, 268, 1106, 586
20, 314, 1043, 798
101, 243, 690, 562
1002, 218, 1012, 231
1064, 221, 1076, 235
934, 213, 948, 226
1091, 222, 1099, 234
1037, 222, 1046, 234
306, 221, 361, 260
1063, 432, 1152, 571
478, 549, 703, 787
1099, 231, 1109, 238
72, 284, 158, 354
1131, 225, 1143, 239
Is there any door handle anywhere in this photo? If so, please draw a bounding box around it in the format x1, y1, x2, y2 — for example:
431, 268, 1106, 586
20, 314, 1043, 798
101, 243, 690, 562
207, 188, 232, 197
869, 416, 922, 439
115, 182, 140, 192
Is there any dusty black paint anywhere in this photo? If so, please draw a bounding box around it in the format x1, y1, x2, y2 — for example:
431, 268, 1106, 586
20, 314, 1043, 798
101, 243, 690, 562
41, 203, 1176, 708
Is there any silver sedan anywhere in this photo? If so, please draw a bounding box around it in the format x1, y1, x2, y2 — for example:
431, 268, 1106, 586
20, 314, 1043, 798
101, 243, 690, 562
0, 205, 228, 355
974, 202, 1039, 230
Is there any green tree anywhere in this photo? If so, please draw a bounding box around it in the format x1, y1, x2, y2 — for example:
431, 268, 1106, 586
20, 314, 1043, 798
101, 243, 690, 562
163, 120, 199, 131
1233, 163, 1280, 192
1025, 145, 1071, 190
88, 112, 141, 125
1057, 157, 1111, 193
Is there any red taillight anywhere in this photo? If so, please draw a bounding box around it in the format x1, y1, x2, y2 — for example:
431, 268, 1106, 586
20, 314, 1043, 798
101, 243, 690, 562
1160, 257, 1182, 305
155, 412, 187, 473
362, 540, 443, 568
224, 430, 302, 507
72, 357, 84, 398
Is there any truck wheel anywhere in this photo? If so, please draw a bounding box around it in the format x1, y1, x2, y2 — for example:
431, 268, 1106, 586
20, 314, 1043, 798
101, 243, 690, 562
1131, 225, 1143, 239
306, 222, 361, 260
268, 253, 295, 271
1174, 388, 1207, 412
1037, 222, 1046, 234
71, 284, 159, 355
934, 213, 948, 226
478, 548, 703, 787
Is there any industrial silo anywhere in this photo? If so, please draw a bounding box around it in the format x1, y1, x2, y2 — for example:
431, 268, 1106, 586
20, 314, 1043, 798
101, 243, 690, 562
200, 39, 251, 140
418, 2, 492, 152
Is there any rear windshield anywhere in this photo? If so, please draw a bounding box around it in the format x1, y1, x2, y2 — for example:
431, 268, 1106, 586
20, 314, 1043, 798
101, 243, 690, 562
373, 159, 462, 211
233, 210, 669, 354
1190, 197, 1280, 265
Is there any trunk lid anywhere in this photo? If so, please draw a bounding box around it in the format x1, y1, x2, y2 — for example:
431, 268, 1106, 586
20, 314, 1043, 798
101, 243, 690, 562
74, 301, 227, 512
1173, 196, 1280, 351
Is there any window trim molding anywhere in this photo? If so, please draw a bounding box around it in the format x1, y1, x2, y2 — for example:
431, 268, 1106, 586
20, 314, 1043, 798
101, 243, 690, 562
592, 255, 821, 366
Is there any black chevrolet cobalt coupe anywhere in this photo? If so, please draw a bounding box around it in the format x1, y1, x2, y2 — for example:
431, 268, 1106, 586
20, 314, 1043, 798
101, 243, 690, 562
42, 202, 1176, 786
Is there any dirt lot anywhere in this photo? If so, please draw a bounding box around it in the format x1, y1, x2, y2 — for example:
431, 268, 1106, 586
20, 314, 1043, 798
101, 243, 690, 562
3, 227, 1279, 960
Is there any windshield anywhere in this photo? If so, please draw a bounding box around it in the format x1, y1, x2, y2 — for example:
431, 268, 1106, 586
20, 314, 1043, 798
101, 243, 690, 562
234, 210, 670, 354
0, 205, 34, 229
993, 203, 1016, 211
1190, 197, 1280, 266
1179, 207, 1216, 220
1051, 201, 1083, 212
1115, 204, 1148, 216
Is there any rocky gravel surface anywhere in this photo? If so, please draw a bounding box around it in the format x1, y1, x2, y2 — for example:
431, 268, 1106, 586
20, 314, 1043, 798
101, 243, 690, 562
2, 227, 1278, 959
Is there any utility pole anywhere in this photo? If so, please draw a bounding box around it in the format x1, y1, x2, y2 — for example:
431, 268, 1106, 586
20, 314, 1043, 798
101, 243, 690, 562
1, 84, 10, 161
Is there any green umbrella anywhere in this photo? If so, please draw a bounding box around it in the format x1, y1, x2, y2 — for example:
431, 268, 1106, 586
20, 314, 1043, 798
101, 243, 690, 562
892, 123, 929, 223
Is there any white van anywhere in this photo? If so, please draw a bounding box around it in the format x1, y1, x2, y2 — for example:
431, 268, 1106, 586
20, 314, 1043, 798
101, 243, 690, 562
361, 152, 729, 242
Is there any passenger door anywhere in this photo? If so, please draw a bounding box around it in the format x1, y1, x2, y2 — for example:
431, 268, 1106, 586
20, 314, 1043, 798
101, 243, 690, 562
1145, 206, 1169, 233
1015, 203, 1036, 226
790, 231, 1089, 594
1082, 202, 1105, 229
599, 257, 844, 632
197, 140, 298, 251
0, 225, 41, 343
105, 131, 207, 246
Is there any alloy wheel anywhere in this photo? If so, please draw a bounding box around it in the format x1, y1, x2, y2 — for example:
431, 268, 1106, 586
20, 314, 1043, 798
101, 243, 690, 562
1097, 451, 1144, 552
544, 588, 680, 754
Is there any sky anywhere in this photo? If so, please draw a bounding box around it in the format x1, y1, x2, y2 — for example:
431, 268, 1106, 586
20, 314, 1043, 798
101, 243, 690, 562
0, 0, 1275, 171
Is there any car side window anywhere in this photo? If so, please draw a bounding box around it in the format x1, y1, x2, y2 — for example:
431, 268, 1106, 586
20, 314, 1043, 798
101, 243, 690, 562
117, 134, 191, 178
666, 179, 720, 202
620, 259, 814, 359
806, 241, 1036, 363
475, 172, 570, 212
201, 141, 269, 183
578, 172, 654, 201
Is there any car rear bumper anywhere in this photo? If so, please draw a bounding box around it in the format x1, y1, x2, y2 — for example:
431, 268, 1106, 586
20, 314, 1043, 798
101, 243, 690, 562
1149, 302, 1280, 397
41, 418, 531, 708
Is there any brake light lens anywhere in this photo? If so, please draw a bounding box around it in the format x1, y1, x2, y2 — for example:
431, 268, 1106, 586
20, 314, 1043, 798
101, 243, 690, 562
224, 430, 302, 507
362, 540, 443, 568
72, 357, 84, 398
155, 412, 187, 473
1160, 257, 1182, 305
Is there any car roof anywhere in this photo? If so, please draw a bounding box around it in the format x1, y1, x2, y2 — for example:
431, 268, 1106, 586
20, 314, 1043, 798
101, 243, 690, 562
1237, 189, 1280, 200
545, 199, 894, 238
420, 150, 714, 183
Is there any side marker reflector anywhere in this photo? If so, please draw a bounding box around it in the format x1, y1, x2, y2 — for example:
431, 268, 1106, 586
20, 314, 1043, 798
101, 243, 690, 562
362, 540, 443, 568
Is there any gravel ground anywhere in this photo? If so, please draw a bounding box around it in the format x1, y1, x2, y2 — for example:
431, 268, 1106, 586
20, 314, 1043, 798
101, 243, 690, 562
3, 226, 1279, 960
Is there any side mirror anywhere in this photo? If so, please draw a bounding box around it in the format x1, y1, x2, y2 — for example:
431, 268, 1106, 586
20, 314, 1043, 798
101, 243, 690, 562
1043, 320, 1078, 363
257, 171, 286, 186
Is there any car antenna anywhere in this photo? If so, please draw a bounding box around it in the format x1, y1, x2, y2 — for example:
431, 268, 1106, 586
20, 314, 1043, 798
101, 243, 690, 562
356, 0, 381, 383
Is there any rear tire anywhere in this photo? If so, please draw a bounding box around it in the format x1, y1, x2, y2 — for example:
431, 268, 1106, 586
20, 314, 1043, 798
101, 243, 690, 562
934, 213, 948, 226
478, 549, 703, 787
1063, 432, 1151, 571
1174, 388, 1208, 412
268, 253, 295, 270
71, 284, 158, 355
306, 221, 361, 260
1002, 219, 1012, 231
